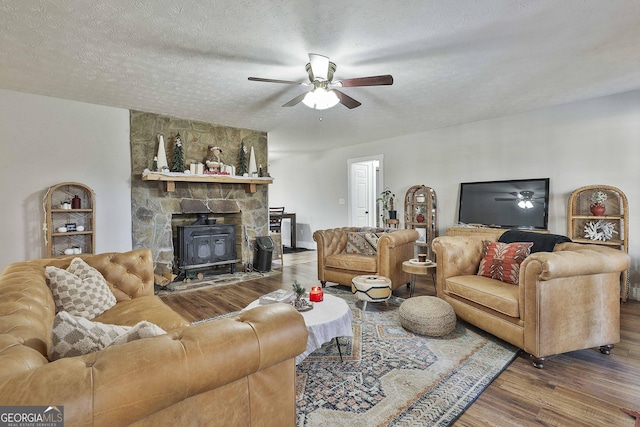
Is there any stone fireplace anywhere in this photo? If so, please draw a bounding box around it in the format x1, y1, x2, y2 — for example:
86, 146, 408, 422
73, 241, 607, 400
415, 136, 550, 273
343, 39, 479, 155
129, 111, 270, 275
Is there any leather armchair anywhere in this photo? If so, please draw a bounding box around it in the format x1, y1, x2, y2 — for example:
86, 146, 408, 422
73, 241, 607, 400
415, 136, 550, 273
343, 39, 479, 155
432, 236, 630, 368
313, 227, 418, 289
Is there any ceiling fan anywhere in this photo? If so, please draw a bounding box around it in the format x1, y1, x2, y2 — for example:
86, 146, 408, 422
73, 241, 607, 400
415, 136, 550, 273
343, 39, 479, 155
495, 191, 542, 209
248, 53, 393, 110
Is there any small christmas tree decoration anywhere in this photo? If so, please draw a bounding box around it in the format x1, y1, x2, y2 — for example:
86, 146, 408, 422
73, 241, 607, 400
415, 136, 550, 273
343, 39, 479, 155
171, 133, 185, 172
237, 140, 248, 176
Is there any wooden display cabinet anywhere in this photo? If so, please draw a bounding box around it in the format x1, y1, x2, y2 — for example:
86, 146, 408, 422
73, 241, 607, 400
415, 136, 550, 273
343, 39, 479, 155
44, 182, 95, 258
567, 185, 629, 300
404, 185, 438, 260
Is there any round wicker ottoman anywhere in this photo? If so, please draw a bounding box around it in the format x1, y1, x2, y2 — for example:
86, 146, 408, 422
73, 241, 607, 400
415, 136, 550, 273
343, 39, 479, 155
399, 296, 456, 337
351, 275, 392, 313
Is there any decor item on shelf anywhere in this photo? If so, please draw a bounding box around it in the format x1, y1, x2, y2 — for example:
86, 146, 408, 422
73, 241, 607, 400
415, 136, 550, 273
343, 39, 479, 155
205, 145, 223, 172
237, 140, 248, 176
64, 248, 74, 255
71, 195, 81, 209
590, 190, 607, 216
61, 201, 71, 209
76, 225, 85, 232
416, 212, 425, 223
171, 133, 185, 172
152, 156, 158, 172
57, 226, 67, 233
584, 219, 618, 241
156, 134, 168, 171
249, 146, 258, 176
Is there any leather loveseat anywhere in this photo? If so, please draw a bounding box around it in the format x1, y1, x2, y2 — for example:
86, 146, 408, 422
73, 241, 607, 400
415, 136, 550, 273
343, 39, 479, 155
313, 227, 418, 289
0, 249, 307, 426
432, 235, 630, 368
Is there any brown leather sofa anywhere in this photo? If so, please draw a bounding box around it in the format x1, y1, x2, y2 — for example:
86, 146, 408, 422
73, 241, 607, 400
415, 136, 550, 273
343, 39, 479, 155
432, 236, 630, 368
313, 227, 418, 289
0, 249, 307, 426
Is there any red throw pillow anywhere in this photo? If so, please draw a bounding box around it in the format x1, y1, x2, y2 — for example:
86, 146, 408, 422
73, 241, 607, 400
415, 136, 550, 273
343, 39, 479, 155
477, 241, 533, 285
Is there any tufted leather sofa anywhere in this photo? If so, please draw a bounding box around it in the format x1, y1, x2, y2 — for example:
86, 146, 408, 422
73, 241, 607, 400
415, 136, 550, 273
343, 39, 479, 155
313, 227, 418, 289
432, 236, 630, 368
0, 249, 308, 426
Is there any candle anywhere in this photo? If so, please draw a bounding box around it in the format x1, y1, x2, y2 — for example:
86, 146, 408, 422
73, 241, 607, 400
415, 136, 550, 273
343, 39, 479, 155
309, 286, 324, 302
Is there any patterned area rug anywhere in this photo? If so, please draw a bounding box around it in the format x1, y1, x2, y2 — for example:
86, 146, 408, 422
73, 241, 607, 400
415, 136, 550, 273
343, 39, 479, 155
296, 287, 519, 426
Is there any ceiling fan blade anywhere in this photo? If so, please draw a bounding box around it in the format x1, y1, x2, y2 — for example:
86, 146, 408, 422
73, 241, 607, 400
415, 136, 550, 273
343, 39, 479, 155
495, 198, 516, 201
282, 92, 308, 107
333, 90, 361, 109
338, 74, 394, 87
308, 53, 330, 81
248, 77, 305, 85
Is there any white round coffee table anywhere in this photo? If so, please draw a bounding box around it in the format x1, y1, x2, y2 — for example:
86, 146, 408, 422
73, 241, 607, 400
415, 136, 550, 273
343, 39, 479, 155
245, 293, 352, 364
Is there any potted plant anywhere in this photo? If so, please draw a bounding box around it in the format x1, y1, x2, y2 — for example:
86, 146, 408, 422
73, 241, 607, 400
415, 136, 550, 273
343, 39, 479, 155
590, 191, 607, 216
377, 187, 397, 221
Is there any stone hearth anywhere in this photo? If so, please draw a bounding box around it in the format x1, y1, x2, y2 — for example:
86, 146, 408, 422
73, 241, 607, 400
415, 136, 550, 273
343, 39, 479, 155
130, 111, 269, 275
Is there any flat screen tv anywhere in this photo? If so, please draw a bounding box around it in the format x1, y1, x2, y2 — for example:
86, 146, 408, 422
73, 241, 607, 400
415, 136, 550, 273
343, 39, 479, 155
458, 178, 550, 229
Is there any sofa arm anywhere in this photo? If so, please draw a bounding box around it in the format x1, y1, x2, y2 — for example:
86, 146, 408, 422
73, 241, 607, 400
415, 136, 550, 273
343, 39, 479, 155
520, 245, 629, 358
0, 304, 308, 427
377, 229, 418, 288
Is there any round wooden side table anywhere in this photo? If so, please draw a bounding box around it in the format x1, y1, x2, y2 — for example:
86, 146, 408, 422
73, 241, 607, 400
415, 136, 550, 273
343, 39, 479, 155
402, 260, 437, 297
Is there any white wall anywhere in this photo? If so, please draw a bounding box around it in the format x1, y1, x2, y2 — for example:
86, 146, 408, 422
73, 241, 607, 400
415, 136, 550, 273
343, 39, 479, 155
0, 89, 132, 270
269, 90, 640, 298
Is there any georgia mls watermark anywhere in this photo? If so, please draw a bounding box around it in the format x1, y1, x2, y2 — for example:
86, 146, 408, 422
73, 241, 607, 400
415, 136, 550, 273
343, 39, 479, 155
0, 406, 64, 427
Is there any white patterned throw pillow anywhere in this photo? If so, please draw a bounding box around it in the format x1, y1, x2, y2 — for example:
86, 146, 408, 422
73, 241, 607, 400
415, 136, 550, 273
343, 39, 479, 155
45, 257, 117, 319
49, 311, 166, 360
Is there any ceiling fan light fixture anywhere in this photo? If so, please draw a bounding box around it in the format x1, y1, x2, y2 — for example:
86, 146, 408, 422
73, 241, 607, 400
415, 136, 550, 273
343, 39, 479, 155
302, 87, 339, 110
518, 199, 534, 209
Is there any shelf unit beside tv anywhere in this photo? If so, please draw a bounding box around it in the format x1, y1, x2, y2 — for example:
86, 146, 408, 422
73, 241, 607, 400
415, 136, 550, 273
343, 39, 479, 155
404, 185, 437, 260
567, 185, 628, 301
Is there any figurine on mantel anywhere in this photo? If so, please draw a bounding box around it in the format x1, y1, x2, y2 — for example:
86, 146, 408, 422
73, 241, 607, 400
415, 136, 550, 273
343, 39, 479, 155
205, 145, 223, 171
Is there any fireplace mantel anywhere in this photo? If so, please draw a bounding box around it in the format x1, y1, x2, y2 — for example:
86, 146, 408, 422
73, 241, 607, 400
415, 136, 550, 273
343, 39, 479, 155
142, 171, 273, 193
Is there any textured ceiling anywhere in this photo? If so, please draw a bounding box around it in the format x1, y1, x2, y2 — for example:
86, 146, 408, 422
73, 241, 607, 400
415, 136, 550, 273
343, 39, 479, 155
1, 1, 639, 159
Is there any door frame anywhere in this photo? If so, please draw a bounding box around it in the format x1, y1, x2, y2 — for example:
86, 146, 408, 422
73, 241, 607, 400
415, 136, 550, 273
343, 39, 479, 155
347, 154, 384, 227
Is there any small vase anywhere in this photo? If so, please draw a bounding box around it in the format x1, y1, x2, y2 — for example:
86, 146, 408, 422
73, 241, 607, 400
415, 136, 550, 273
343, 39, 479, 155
416, 213, 425, 223
388, 210, 397, 220
590, 204, 606, 216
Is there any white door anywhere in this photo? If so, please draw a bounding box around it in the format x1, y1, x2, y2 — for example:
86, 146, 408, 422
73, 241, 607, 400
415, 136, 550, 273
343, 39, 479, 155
348, 157, 381, 227
351, 162, 371, 227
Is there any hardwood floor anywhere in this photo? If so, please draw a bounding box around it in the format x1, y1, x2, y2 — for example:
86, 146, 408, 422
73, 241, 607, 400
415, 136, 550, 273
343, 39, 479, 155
161, 251, 640, 426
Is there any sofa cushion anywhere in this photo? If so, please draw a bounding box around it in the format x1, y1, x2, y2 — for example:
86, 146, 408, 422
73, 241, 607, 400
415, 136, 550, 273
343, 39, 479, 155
345, 232, 377, 255
91, 295, 191, 331
49, 311, 165, 360
45, 258, 117, 319
325, 253, 377, 273
477, 241, 533, 285
445, 275, 520, 318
